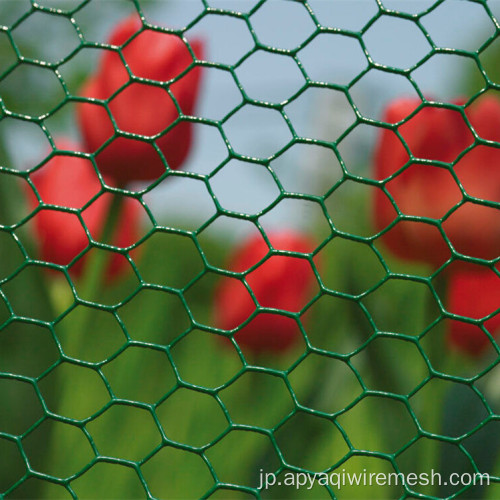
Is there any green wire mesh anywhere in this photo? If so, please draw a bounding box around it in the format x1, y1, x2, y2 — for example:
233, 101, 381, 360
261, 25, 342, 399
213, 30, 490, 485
0, 0, 499, 499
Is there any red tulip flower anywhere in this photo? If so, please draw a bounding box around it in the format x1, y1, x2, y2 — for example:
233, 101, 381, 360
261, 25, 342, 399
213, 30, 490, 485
214, 231, 319, 354
77, 15, 204, 185
26, 141, 142, 278
373, 96, 500, 268
447, 268, 500, 356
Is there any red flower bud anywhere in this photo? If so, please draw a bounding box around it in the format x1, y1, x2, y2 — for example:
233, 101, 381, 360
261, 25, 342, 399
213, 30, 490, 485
447, 268, 500, 356
374, 96, 500, 268
214, 231, 319, 354
77, 16, 204, 185
26, 141, 142, 279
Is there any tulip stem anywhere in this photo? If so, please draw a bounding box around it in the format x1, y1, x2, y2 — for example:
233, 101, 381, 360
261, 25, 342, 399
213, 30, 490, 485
78, 193, 124, 309
44, 193, 125, 495
419, 273, 448, 497
57, 192, 125, 363
68, 193, 124, 344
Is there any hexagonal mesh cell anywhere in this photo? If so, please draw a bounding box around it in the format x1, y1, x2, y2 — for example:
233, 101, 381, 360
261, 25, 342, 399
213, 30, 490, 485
0, 0, 499, 498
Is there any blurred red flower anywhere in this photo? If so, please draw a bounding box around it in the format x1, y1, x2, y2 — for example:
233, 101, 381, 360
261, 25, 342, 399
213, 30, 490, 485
447, 268, 500, 356
26, 141, 142, 279
373, 96, 500, 268
214, 231, 319, 354
77, 15, 204, 185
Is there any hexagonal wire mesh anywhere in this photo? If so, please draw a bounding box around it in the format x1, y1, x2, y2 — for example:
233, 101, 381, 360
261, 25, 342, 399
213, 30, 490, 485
0, 0, 499, 498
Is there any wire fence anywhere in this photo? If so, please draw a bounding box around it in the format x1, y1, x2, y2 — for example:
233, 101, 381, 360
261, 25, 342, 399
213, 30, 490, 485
0, 0, 499, 499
